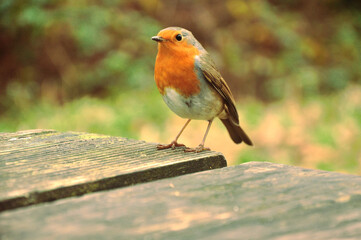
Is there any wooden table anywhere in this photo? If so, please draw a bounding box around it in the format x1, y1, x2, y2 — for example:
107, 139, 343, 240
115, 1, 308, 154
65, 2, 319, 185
1, 130, 361, 239
0, 130, 226, 211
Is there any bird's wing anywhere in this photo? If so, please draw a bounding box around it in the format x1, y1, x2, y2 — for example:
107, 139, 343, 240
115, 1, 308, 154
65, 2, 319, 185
196, 53, 239, 125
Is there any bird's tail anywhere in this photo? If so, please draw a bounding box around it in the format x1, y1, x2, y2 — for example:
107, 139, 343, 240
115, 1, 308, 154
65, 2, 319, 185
220, 118, 253, 146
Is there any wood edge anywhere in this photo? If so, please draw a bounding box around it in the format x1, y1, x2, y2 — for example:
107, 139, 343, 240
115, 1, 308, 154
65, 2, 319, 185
0, 153, 227, 212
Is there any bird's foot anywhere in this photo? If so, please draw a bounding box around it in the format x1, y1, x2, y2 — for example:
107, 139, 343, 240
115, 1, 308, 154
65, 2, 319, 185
184, 144, 210, 153
157, 141, 185, 150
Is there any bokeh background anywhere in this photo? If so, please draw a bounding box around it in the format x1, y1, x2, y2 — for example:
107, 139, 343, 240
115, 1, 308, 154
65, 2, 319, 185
1, 0, 360, 174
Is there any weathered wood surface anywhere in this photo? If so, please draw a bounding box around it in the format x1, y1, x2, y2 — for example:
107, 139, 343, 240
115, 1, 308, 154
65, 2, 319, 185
1, 162, 361, 240
0, 129, 226, 212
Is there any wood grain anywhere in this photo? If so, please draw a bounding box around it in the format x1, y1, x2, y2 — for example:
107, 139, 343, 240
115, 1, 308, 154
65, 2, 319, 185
1, 162, 361, 239
0, 130, 226, 212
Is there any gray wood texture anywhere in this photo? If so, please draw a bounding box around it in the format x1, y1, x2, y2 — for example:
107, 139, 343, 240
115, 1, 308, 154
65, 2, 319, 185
0, 129, 226, 212
1, 162, 361, 240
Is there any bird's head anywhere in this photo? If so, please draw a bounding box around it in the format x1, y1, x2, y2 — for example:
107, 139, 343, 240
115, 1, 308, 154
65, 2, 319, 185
152, 27, 205, 54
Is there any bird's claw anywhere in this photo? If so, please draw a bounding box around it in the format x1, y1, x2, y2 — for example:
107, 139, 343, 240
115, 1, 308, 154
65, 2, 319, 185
157, 141, 185, 150
184, 144, 210, 153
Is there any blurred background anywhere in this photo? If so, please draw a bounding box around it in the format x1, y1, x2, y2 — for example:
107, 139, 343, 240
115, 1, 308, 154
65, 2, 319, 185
0, 0, 360, 174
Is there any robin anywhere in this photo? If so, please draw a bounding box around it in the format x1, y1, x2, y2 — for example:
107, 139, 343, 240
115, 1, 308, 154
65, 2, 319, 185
152, 27, 253, 152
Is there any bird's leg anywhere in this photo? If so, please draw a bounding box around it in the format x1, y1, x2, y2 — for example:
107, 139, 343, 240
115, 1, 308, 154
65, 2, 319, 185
185, 119, 213, 153
157, 119, 191, 150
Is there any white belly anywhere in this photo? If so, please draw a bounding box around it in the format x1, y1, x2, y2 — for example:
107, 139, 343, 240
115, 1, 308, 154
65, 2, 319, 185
162, 87, 224, 120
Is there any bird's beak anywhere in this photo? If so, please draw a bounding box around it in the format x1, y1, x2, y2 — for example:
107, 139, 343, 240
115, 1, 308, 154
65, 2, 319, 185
151, 36, 166, 42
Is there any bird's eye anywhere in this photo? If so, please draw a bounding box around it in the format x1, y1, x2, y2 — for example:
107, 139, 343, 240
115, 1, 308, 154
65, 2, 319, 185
175, 34, 182, 41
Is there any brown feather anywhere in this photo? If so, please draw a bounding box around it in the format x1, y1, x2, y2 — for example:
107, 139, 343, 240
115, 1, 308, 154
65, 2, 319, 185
197, 53, 239, 125
221, 118, 253, 145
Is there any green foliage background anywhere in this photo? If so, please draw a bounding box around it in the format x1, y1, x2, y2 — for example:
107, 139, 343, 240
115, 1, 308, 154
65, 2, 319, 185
0, 0, 360, 173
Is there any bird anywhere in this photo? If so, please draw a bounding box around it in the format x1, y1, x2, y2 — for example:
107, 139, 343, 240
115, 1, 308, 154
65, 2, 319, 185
152, 27, 253, 152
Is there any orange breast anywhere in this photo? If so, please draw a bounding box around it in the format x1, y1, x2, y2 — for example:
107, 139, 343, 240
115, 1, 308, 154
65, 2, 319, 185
154, 45, 200, 97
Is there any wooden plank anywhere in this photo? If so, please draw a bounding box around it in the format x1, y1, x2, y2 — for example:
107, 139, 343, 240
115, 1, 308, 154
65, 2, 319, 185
0, 130, 226, 212
1, 162, 361, 239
